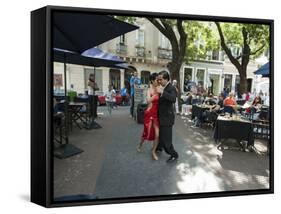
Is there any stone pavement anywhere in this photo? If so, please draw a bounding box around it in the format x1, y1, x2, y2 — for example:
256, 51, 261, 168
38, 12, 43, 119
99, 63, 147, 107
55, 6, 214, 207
54, 106, 270, 199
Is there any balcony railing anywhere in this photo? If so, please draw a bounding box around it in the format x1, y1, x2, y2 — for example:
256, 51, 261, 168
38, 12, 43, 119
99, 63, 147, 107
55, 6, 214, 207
116, 43, 127, 55
158, 47, 172, 60
205, 50, 225, 62
135, 46, 145, 57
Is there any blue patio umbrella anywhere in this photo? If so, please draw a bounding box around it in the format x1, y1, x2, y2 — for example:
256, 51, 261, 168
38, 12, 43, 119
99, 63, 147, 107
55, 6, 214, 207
81, 48, 131, 85
54, 47, 127, 98
54, 48, 125, 68
52, 12, 138, 158
82, 47, 122, 61
111, 63, 132, 70
54, 48, 129, 140
254, 62, 270, 77
53, 12, 139, 53
81, 47, 125, 65
53, 48, 129, 158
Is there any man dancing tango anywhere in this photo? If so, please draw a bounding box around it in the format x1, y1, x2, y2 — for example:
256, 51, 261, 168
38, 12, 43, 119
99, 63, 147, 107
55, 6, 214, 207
156, 70, 179, 163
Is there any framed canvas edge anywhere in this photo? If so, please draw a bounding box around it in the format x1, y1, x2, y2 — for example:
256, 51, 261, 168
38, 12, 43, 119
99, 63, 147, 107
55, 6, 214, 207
31, 5, 274, 208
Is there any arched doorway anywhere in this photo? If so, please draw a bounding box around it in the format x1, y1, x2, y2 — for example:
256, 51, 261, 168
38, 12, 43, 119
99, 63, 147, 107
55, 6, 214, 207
141, 70, 150, 85
109, 69, 121, 91
124, 69, 132, 85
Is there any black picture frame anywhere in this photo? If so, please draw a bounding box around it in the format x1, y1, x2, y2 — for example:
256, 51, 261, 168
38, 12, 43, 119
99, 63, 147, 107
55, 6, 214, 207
31, 5, 274, 208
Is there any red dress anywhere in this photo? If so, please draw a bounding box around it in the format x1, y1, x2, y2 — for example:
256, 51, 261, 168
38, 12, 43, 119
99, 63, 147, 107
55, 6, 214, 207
141, 94, 160, 141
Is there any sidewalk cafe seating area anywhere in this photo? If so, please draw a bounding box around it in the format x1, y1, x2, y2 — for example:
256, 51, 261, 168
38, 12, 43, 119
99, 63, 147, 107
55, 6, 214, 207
186, 100, 270, 153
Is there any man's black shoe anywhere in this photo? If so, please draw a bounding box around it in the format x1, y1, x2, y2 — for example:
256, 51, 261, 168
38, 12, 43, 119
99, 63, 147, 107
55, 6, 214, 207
156, 149, 163, 153
166, 156, 178, 163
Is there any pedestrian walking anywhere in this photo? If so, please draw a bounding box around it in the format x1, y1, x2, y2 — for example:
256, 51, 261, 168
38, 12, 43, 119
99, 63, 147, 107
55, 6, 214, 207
106, 85, 116, 116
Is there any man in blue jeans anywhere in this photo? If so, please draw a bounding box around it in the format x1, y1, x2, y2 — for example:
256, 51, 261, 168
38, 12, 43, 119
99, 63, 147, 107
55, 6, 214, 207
130, 70, 141, 117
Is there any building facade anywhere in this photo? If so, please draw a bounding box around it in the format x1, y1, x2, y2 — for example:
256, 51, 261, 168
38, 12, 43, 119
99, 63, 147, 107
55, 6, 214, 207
53, 18, 267, 96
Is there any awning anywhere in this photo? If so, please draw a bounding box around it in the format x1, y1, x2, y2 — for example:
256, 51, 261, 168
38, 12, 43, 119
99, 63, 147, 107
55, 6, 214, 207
53, 12, 139, 53
254, 62, 269, 77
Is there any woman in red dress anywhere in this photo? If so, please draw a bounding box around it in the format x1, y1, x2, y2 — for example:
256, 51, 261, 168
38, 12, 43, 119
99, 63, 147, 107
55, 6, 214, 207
137, 73, 160, 160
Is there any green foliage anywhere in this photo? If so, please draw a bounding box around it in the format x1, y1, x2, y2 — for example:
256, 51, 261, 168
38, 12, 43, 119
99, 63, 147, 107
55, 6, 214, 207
115, 16, 269, 63
116, 16, 219, 62
184, 21, 219, 62
219, 22, 270, 59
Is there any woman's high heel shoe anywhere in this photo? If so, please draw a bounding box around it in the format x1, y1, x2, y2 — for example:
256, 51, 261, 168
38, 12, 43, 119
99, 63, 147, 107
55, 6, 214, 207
152, 151, 158, 160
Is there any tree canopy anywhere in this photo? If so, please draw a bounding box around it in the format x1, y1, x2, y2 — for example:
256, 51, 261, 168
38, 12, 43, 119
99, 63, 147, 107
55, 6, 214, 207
216, 22, 269, 60
115, 16, 270, 94
184, 21, 220, 62
116, 16, 218, 63
215, 22, 269, 93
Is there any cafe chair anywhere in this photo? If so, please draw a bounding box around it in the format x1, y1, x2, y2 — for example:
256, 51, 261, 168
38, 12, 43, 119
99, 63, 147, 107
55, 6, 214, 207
203, 111, 218, 129
252, 119, 270, 154
259, 110, 270, 121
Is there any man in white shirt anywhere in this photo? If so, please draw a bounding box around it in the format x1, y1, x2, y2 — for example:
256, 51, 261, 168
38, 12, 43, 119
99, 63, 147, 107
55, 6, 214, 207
172, 80, 179, 114
105, 85, 116, 115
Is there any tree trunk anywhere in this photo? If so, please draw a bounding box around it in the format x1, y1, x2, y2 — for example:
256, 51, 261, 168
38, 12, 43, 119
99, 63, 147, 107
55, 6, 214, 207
146, 18, 187, 111
239, 70, 248, 94
215, 22, 252, 95
168, 60, 183, 110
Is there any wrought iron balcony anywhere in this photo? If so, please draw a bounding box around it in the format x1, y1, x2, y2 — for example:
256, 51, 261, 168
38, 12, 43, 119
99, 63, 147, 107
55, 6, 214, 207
116, 43, 127, 55
135, 46, 145, 57
158, 47, 172, 60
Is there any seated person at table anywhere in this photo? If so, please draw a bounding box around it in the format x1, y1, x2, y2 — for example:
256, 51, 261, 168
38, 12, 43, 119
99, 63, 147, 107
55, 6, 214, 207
202, 95, 224, 125
253, 95, 262, 106
191, 95, 219, 128
212, 94, 224, 113
204, 93, 217, 106
223, 92, 237, 106
247, 95, 262, 111
181, 92, 193, 115
246, 95, 262, 119
223, 92, 237, 113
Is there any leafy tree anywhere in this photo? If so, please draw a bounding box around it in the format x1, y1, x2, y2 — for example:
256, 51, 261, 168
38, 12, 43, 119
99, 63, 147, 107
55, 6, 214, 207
147, 18, 187, 93
117, 16, 217, 97
215, 22, 269, 93
185, 21, 220, 61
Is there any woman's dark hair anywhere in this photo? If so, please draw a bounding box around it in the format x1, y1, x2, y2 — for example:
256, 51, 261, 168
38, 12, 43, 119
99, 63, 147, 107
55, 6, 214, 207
158, 70, 170, 81
253, 96, 262, 105
149, 72, 158, 83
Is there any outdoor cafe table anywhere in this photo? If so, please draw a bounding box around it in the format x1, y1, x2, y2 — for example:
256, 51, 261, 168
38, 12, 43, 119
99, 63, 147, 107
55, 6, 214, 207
191, 104, 213, 120
214, 115, 254, 151
68, 102, 88, 129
